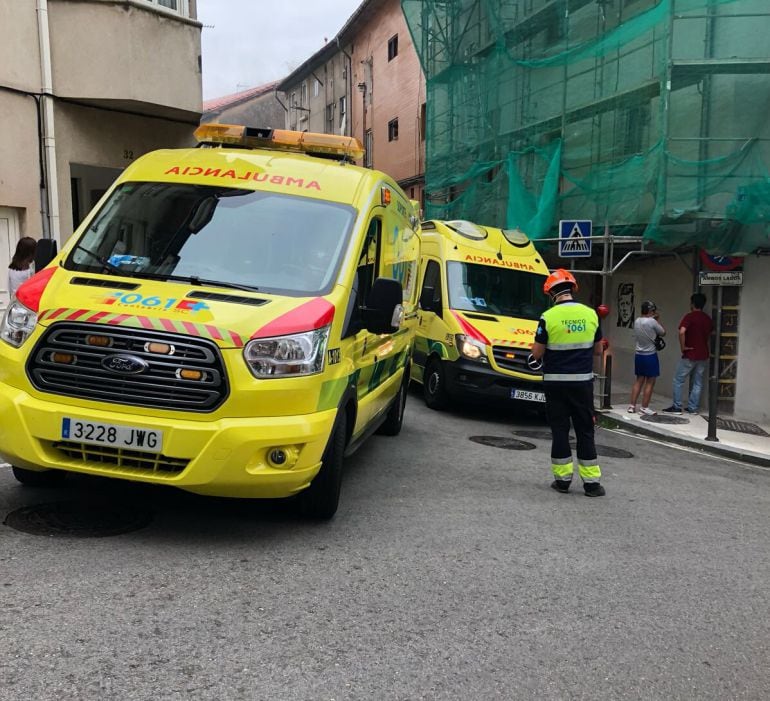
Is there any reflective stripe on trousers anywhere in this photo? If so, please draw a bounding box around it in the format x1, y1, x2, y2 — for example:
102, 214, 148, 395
551, 456, 573, 480
578, 460, 602, 483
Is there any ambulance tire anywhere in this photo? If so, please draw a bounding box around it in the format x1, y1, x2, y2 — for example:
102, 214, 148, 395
11, 466, 67, 486
297, 413, 347, 520
377, 368, 409, 436
423, 358, 449, 410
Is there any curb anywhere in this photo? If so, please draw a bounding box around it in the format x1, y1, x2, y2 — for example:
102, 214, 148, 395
596, 413, 770, 469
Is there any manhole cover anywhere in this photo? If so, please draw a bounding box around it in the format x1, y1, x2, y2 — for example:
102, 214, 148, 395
703, 416, 770, 437
640, 414, 691, 425
469, 436, 537, 450
3, 500, 153, 537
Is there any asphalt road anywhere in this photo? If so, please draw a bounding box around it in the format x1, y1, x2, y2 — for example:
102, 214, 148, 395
1, 391, 768, 700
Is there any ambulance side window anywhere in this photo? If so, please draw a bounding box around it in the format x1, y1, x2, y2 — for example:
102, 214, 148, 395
356, 218, 381, 309
343, 218, 381, 337
420, 259, 442, 311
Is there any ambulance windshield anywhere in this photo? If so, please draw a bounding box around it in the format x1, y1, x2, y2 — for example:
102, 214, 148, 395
447, 262, 549, 320
65, 183, 356, 296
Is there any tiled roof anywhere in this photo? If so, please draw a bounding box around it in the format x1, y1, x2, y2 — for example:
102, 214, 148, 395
202, 80, 281, 113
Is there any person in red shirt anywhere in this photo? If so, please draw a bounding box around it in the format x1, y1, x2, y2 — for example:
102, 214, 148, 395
662, 293, 714, 415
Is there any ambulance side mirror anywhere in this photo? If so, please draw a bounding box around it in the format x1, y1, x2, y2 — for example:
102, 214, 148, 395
364, 277, 403, 334
34, 239, 58, 272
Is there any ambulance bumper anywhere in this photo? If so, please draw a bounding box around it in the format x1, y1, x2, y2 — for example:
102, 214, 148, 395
444, 360, 544, 404
0, 384, 338, 499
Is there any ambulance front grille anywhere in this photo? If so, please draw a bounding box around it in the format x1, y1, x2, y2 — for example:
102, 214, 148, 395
52, 441, 188, 475
492, 346, 542, 377
27, 323, 229, 412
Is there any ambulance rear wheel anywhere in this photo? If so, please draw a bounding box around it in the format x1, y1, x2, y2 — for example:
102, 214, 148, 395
11, 466, 67, 486
297, 413, 347, 520
423, 358, 448, 410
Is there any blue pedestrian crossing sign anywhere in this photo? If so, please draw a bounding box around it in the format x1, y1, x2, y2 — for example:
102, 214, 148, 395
559, 220, 592, 258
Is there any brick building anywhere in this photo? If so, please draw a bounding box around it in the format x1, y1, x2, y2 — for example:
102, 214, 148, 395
277, 0, 426, 209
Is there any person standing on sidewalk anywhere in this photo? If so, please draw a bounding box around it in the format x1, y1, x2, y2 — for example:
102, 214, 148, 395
629, 300, 665, 416
531, 269, 606, 497
663, 292, 714, 415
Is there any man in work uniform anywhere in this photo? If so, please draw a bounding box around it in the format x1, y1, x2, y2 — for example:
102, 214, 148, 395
531, 269, 606, 497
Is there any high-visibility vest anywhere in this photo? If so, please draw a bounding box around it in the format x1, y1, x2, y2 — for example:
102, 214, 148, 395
540, 302, 599, 382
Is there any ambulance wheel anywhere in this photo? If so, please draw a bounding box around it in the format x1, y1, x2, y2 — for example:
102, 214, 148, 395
11, 466, 67, 486
377, 370, 408, 436
423, 358, 448, 410
297, 413, 347, 520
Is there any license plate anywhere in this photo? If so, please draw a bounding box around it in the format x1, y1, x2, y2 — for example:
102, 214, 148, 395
61, 418, 163, 453
511, 389, 546, 403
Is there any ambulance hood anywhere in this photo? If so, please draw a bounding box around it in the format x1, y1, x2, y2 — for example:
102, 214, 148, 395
18, 267, 335, 350
451, 309, 538, 349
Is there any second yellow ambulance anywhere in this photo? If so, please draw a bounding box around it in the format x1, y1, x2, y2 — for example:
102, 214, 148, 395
411, 219, 550, 409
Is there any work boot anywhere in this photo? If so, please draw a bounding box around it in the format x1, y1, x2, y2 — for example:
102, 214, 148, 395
584, 483, 606, 497
550, 480, 571, 494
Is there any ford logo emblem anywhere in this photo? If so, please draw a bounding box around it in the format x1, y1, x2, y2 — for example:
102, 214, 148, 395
101, 354, 149, 375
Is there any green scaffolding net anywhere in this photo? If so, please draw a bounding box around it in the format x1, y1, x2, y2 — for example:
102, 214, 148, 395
402, 0, 770, 254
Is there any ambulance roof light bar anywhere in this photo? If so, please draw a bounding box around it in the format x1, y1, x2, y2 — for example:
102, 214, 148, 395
194, 124, 366, 161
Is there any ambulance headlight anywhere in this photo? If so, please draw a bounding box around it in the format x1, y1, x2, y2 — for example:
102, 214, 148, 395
1, 301, 38, 348
456, 334, 488, 363
244, 326, 330, 378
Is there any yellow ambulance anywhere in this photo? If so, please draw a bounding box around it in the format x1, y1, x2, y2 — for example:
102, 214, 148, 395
0, 125, 420, 518
411, 219, 550, 409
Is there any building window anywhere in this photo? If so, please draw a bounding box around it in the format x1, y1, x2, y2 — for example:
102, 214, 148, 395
545, 5, 565, 45
300, 82, 308, 107
388, 118, 399, 142
388, 35, 399, 61
326, 104, 334, 133
420, 103, 426, 141
313, 79, 320, 98
364, 130, 373, 168
137, 0, 190, 16
339, 96, 347, 132
617, 105, 650, 156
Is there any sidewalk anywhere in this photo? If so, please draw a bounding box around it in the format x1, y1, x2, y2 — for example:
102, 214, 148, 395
595, 381, 770, 468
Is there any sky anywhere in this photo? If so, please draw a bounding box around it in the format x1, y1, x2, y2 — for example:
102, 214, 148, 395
198, 0, 364, 100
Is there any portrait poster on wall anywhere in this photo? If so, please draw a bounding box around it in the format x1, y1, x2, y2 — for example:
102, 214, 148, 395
616, 281, 636, 328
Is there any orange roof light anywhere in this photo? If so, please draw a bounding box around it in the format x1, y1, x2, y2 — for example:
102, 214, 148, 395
194, 124, 365, 161
381, 187, 392, 206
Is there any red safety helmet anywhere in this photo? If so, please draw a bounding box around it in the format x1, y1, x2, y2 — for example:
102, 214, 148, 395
543, 268, 578, 295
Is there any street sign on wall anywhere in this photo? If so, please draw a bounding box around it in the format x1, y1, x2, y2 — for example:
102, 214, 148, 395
699, 251, 743, 272
558, 220, 592, 257
699, 271, 744, 286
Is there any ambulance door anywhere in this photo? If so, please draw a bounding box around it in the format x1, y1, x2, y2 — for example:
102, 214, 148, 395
415, 256, 448, 371
348, 216, 390, 435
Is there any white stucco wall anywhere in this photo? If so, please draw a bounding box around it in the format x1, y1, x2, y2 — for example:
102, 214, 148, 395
54, 101, 198, 241
602, 252, 770, 422
603, 253, 702, 404
734, 255, 770, 423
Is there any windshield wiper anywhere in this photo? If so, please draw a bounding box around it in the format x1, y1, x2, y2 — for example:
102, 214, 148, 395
185, 276, 260, 293
125, 271, 260, 293
73, 244, 122, 275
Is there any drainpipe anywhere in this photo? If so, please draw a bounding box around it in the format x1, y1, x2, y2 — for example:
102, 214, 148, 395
36, 0, 61, 246
337, 37, 352, 137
